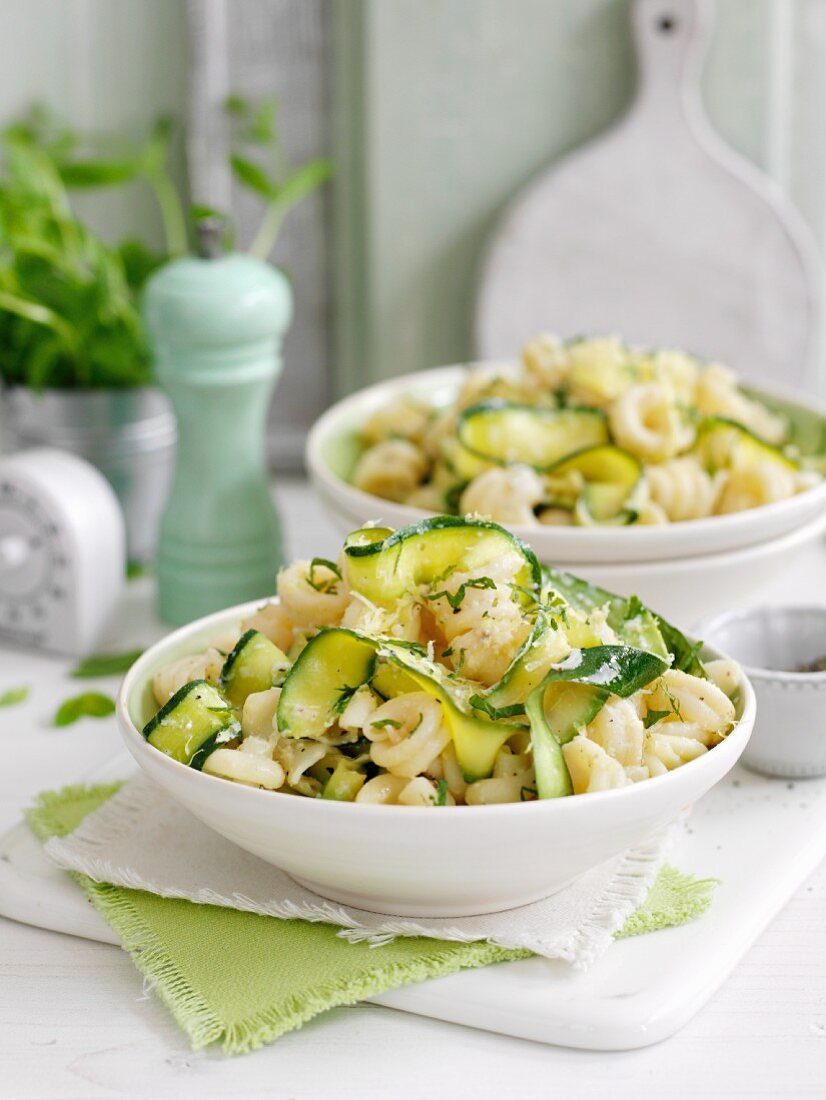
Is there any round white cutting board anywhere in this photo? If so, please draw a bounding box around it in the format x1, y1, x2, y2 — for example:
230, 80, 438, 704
476, 0, 823, 391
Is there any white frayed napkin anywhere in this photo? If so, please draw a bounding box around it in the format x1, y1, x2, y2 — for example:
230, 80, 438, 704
45, 775, 678, 969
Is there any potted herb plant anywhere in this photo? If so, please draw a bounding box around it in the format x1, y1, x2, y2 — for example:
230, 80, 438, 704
0, 101, 330, 562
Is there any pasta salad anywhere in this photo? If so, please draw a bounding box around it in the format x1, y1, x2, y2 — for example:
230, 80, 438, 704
143, 517, 742, 806
350, 335, 823, 527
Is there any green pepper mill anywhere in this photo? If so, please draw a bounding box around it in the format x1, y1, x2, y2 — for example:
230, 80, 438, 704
144, 249, 293, 625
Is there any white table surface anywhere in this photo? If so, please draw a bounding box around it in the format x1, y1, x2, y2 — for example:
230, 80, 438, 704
1, 477, 825, 1099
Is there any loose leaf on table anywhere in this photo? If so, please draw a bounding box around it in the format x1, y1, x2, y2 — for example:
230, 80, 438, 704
54, 692, 116, 727
0, 686, 29, 707
70, 650, 143, 678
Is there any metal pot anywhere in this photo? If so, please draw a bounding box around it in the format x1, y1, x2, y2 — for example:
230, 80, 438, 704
1, 386, 176, 563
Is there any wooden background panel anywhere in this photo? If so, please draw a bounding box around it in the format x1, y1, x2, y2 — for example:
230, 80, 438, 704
187, 0, 333, 469
335, 0, 636, 393
334, 0, 826, 393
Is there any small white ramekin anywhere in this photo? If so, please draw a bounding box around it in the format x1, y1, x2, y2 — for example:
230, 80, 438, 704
696, 606, 826, 778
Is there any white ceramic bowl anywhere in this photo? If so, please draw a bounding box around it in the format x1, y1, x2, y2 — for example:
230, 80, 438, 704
307, 363, 826, 565
697, 606, 826, 778
559, 509, 826, 625
118, 601, 756, 917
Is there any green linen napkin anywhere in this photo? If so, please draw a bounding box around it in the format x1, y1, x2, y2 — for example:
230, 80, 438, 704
27, 783, 716, 1055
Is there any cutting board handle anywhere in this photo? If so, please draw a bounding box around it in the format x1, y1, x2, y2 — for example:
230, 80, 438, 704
631, 0, 712, 124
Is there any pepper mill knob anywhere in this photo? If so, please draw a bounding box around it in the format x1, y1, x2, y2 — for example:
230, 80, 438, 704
144, 253, 293, 625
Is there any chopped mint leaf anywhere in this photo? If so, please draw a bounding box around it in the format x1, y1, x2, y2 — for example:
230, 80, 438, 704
469, 693, 523, 721
70, 649, 143, 678
678, 639, 704, 673
0, 686, 28, 707
436, 779, 448, 806
332, 684, 359, 715
307, 557, 341, 594
644, 709, 672, 729
54, 692, 116, 727
660, 683, 683, 719
427, 576, 496, 612
385, 639, 427, 655
623, 595, 645, 621
406, 713, 423, 737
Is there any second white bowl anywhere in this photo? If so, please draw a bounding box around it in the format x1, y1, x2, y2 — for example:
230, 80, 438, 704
307, 363, 826, 565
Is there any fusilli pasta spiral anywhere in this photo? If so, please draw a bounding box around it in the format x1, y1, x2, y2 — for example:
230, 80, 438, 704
644, 457, 719, 522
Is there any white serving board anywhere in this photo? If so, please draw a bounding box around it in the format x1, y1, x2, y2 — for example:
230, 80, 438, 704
2, 750, 825, 1051
475, 0, 823, 392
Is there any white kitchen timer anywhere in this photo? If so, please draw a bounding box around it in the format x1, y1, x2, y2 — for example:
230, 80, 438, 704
0, 448, 126, 655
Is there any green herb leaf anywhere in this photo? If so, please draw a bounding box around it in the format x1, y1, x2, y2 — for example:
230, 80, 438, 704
70, 649, 143, 678
428, 576, 496, 611
371, 718, 402, 730
332, 683, 359, 715
436, 779, 448, 806
406, 713, 424, 737
644, 709, 672, 729
306, 557, 342, 593
654, 614, 706, 677
623, 595, 644, 621
0, 112, 156, 389
0, 686, 29, 707
53, 692, 116, 727
224, 93, 250, 117
230, 154, 276, 198
383, 639, 427, 655
58, 158, 140, 188
247, 98, 278, 144
276, 159, 333, 208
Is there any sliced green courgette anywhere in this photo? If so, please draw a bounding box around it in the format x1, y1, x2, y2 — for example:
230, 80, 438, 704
525, 683, 608, 799
574, 484, 638, 526
221, 629, 290, 707
322, 760, 366, 801
470, 610, 568, 719
694, 417, 796, 474
525, 645, 668, 799
457, 400, 608, 470
277, 628, 377, 739
547, 445, 641, 523
143, 679, 240, 769
372, 642, 524, 782
542, 566, 669, 659
344, 516, 540, 607
344, 525, 394, 551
